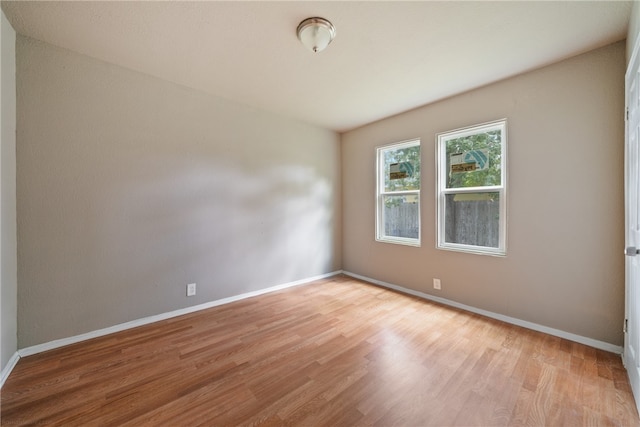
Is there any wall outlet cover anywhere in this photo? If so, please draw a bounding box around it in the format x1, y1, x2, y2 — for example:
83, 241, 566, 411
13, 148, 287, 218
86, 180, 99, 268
187, 283, 196, 296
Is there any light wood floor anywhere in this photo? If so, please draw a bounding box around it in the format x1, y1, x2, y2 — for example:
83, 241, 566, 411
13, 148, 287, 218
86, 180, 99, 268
2, 275, 639, 426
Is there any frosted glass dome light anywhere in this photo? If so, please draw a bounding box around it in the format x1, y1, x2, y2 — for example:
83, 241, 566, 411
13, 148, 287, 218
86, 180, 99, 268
297, 17, 336, 53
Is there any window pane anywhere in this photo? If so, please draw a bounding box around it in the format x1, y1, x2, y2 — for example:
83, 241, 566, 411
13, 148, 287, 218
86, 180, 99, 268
445, 129, 502, 189
444, 192, 500, 248
383, 194, 419, 239
384, 145, 421, 192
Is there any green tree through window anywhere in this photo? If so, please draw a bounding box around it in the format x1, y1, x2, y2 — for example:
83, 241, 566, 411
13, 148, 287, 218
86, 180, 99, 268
446, 130, 501, 189
383, 145, 420, 209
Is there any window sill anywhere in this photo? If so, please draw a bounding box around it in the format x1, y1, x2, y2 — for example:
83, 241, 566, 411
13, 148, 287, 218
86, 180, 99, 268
437, 243, 506, 257
376, 237, 421, 247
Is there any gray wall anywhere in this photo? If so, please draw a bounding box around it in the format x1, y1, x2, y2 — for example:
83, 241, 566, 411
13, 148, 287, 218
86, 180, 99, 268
1, 10, 17, 371
16, 36, 341, 348
342, 42, 625, 346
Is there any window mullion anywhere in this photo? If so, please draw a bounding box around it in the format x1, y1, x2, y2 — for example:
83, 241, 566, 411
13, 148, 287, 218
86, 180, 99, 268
441, 185, 502, 194
381, 189, 420, 196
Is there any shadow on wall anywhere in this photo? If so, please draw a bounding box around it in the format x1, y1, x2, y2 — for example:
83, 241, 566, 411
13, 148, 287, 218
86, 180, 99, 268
72, 158, 334, 320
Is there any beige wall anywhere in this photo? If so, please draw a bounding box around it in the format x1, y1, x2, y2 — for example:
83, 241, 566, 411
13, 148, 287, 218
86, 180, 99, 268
1, 10, 17, 371
342, 42, 625, 346
628, 0, 640, 62
16, 36, 341, 348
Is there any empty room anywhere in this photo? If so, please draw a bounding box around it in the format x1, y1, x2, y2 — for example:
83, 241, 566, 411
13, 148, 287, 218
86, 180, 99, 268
1, 1, 640, 425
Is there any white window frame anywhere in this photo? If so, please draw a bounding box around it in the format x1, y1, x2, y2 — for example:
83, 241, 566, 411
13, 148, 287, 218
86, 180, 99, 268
436, 120, 507, 256
376, 139, 421, 247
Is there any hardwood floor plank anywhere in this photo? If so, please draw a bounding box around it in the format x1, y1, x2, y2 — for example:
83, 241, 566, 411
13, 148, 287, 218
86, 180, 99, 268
488, 378, 523, 426
509, 387, 536, 426
525, 363, 556, 426
1, 275, 638, 426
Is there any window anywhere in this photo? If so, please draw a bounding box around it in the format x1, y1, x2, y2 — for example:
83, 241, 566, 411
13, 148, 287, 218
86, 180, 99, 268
437, 120, 507, 255
376, 139, 421, 246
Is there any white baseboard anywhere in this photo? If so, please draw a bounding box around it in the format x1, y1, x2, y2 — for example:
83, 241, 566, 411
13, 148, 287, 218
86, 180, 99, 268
18, 270, 343, 358
343, 271, 623, 355
0, 352, 20, 389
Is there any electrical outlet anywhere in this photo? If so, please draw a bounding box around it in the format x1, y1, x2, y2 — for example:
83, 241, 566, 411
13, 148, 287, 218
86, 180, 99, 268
433, 278, 441, 290
186, 283, 196, 297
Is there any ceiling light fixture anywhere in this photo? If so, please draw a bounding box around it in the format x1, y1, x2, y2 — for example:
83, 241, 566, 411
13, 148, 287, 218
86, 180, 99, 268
296, 17, 336, 53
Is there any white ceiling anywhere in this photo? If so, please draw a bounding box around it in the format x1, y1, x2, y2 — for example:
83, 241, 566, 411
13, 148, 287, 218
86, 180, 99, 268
1, 1, 632, 132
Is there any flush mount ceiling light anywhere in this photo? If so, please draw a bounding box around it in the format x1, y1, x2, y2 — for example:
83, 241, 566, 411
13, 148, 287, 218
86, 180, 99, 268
296, 17, 336, 53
